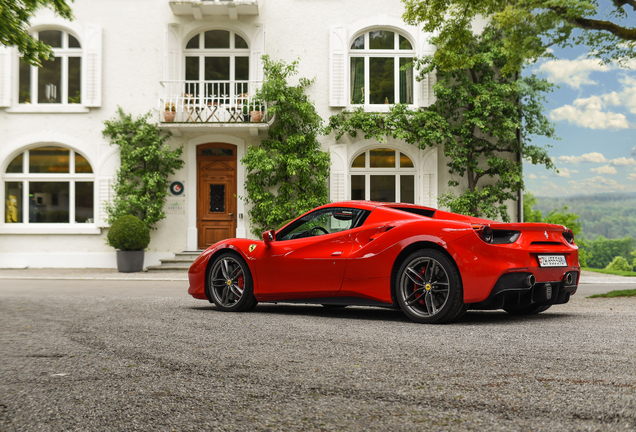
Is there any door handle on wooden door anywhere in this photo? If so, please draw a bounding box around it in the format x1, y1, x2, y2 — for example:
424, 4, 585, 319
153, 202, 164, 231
229, 213, 234, 219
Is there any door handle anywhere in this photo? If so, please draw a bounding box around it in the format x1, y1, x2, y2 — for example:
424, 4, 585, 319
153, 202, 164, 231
229, 213, 234, 219
331, 251, 342, 256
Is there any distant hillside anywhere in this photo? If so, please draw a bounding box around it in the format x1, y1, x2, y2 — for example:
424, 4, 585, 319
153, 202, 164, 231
533, 193, 636, 240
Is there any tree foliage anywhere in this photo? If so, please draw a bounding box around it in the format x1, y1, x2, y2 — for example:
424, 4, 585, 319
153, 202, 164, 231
402, 0, 636, 74
328, 27, 556, 222
582, 236, 636, 269
103, 107, 185, 230
0, 0, 74, 66
241, 56, 330, 237
605, 255, 633, 272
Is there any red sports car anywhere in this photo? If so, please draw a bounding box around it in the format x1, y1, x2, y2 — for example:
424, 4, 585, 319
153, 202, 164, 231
188, 201, 580, 323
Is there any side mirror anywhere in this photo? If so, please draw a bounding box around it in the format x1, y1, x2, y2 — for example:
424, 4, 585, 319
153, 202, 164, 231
262, 229, 275, 248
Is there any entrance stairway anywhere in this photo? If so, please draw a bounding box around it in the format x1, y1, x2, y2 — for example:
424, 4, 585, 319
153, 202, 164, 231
146, 251, 203, 272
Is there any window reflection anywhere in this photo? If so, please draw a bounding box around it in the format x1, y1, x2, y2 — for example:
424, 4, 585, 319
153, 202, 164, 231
370, 149, 395, 168
29, 147, 69, 173
6, 154, 23, 173
75, 182, 94, 222
29, 182, 69, 223
370, 176, 396, 202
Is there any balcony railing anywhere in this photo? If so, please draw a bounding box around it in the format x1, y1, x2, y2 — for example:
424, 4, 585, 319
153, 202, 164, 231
159, 80, 269, 124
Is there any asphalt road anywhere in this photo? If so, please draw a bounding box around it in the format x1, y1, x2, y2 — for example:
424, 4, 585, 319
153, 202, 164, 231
1, 279, 635, 431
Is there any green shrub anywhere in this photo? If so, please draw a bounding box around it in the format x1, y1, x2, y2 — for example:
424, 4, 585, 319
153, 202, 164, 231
106, 215, 150, 251
605, 256, 633, 272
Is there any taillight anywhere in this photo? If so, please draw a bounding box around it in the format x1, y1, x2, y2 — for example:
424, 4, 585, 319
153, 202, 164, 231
563, 228, 575, 245
475, 225, 493, 244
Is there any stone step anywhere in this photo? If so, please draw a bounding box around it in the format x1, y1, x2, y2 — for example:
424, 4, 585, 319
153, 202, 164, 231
146, 250, 204, 273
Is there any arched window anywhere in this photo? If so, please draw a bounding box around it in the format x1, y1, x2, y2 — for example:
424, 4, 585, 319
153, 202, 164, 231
350, 148, 415, 203
3, 146, 94, 224
184, 30, 250, 105
349, 30, 414, 106
19, 30, 82, 105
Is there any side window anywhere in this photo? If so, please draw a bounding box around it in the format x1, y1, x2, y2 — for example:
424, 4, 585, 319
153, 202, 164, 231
278, 208, 363, 240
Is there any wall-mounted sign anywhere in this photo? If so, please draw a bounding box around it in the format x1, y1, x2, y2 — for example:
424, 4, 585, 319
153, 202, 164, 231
169, 181, 185, 196
165, 199, 185, 214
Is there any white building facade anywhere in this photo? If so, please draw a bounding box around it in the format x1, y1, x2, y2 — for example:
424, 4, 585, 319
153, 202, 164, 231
0, 0, 491, 269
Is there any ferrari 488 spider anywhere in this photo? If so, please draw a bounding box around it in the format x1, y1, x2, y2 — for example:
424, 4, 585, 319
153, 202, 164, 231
188, 201, 580, 323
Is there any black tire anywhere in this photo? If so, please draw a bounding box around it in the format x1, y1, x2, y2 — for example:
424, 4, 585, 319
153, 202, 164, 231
503, 304, 551, 315
208, 252, 256, 312
394, 249, 464, 324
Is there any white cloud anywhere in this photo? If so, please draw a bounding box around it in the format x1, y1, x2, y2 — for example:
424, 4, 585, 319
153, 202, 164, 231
632, 146, 636, 157
590, 165, 618, 174
610, 157, 636, 166
628, 173, 636, 181
558, 152, 608, 164
527, 173, 538, 179
538, 57, 612, 89
555, 168, 578, 177
548, 72, 636, 130
550, 104, 630, 129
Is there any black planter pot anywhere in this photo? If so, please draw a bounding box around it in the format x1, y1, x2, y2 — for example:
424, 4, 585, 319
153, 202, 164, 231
116, 250, 145, 273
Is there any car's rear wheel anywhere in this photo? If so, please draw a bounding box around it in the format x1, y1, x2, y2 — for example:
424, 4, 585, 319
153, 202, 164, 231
208, 252, 256, 312
395, 249, 464, 324
503, 304, 551, 315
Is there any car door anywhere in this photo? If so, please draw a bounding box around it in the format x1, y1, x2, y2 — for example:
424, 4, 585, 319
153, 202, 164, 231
255, 207, 364, 299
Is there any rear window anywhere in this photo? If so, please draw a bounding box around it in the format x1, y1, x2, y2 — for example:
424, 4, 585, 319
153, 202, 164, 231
391, 207, 436, 218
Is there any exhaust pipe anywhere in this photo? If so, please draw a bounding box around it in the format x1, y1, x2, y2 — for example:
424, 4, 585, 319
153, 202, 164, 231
563, 273, 574, 285
526, 274, 536, 288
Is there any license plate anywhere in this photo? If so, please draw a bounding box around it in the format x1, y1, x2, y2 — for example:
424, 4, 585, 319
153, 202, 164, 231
537, 255, 567, 267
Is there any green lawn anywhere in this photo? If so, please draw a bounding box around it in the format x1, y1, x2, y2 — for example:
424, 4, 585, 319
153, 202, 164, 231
588, 289, 636, 298
581, 267, 636, 277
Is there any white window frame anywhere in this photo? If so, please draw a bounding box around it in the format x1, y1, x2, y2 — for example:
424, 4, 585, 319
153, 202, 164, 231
349, 30, 416, 111
1, 147, 100, 234
18, 29, 83, 108
349, 148, 417, 203
4, 23, 102, 113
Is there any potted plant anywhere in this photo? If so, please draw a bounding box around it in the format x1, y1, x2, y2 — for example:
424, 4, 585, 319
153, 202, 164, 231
106, 215, 151, 273
250, 101, 263, 122
164, 102, 176, 122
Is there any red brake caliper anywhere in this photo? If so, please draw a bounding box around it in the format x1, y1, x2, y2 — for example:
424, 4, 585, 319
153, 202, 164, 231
414, 265, 427, 306
237, 275, 244, 291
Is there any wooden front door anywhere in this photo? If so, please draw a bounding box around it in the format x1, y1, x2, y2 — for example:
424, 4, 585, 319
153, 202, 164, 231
197, 143, 237, 249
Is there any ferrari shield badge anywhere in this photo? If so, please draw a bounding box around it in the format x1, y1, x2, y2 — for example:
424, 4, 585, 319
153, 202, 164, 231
249, 244, 257, 253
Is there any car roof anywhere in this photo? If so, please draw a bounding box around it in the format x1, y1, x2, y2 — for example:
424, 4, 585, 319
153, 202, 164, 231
325, 201, 437, 212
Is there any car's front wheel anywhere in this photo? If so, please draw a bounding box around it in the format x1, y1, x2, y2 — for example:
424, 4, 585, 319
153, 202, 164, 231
208, 252, 257, 312
395, 249, 464, 324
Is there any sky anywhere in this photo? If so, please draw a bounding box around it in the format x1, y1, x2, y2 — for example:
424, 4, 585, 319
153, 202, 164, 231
523, 42, 636, 197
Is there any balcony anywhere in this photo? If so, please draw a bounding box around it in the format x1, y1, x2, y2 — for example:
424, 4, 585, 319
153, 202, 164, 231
169, 1, 259, 20
158, 80, 271, 136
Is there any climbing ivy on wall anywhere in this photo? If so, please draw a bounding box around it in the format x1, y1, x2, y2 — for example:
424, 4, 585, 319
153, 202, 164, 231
242, 56, 330, 236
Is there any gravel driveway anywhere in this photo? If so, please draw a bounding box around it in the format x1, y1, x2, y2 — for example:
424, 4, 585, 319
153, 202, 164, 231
1, 284, 635, 431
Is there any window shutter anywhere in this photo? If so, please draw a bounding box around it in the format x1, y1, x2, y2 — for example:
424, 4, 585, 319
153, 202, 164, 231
84, 25, 102, 107
419, 71, 437, 107
251, 24, 265, 83
97, 177, 112, 227
329, 26, 347, 107
165, 24, 181, 82
0, 45, 12, 107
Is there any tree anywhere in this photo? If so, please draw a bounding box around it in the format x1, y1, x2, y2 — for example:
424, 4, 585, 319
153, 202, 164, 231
402, 0, 636, 74
241, 57, 330, 237
328, 27, 556, 222
102, 107, 185, 230
523, 192, 544, 222
0, 0, 74, 66
584, 236, 636, 268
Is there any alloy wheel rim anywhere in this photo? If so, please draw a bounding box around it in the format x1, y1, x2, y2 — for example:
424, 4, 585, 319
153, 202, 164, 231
399, 257, 450, 318
210, 257, 245, 307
